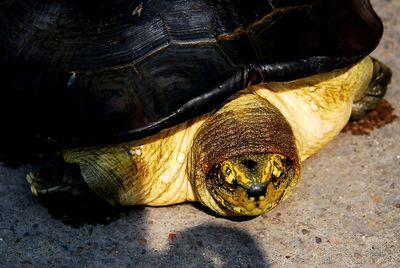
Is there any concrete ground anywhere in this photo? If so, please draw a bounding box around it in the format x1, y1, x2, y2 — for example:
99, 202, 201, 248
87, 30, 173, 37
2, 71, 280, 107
0, 0, 399, 267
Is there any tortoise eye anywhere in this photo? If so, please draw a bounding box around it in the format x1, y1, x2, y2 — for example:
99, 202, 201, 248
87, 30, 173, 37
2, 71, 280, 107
271, 160, 285, 189
271, 173, 285, 189
224, 166, 231, 176
272, 159, 284, 177
223, 166, 236, 185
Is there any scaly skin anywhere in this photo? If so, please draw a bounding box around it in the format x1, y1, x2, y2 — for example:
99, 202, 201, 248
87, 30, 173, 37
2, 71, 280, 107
60, 57, 373, 216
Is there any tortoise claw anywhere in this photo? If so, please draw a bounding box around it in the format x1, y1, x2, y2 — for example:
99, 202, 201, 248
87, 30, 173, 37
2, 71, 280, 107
27, 172, 73, 197
351, 58, 392, 120
27, 172, 41, 197
26, 163, 86, 197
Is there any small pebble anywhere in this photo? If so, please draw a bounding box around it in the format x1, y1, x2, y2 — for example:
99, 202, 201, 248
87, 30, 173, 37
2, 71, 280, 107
315, 237, 322, 244
301, 229, 310, 235
374, 257, 386, 265
373, 194, 382, 205
395, 204, 400, 208
168, 232, 177, 241
353, 252, 362, 260
138, 239, 147, 246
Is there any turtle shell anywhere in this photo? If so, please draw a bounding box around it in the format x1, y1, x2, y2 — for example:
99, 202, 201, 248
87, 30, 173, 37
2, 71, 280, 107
0, 0, 383, 145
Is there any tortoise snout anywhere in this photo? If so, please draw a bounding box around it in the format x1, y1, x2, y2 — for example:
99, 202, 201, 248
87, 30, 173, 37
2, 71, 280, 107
244, 184, 267, 201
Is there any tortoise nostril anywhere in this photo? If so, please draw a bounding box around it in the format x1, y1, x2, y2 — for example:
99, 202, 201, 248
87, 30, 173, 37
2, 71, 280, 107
242, 159, 257, 169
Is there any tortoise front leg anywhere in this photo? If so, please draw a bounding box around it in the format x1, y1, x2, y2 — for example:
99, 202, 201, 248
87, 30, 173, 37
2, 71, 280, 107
25, 158, 132, 226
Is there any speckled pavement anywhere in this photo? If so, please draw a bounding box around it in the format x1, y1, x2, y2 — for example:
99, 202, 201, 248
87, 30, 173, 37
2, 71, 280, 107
0, 0, 399, 267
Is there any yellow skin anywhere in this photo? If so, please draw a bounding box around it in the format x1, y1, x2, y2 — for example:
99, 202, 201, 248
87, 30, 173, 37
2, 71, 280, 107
207, 153, 294, 215
60, 57, 373, 216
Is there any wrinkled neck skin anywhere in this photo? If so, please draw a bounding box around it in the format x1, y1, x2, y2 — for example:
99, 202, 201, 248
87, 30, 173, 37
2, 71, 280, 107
188, 57, 373, 216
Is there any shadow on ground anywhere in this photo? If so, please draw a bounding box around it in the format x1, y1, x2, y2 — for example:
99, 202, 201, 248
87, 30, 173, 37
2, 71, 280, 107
165, 224, 268, 267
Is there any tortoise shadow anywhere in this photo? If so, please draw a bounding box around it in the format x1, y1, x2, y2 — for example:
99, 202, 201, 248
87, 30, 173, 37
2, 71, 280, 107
164, 224, 269, 267
36, 188, 140, 228
192, 202, 259, 222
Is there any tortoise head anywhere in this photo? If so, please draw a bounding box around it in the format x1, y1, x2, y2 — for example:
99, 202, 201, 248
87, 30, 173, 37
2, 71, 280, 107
206, 153, 296, 215
189, 93, 301, 216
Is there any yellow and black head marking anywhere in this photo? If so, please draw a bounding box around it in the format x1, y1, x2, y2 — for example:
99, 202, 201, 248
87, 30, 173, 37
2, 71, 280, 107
206, 153, 295, 216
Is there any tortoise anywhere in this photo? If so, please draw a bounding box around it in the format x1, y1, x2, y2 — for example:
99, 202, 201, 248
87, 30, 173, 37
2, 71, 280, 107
0, 0, 392, 216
